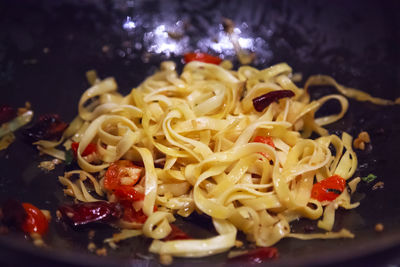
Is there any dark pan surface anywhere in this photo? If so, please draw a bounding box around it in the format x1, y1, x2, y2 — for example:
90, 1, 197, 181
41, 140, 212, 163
1, 0, 400, 266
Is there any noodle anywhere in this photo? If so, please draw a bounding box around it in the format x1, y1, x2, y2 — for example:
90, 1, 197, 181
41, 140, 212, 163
38, 60, 380, 258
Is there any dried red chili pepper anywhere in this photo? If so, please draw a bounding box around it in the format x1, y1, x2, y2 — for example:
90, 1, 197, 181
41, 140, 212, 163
0, 105, 17, 124
58, 201, 122, 226
24, 114, 68, 141
252, 90, 295, 112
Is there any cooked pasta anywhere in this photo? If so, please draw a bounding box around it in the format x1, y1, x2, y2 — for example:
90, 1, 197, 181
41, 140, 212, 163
36, 60, 380, 258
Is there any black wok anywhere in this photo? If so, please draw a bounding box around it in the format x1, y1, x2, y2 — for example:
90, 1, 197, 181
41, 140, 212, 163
1, 0, 400, 266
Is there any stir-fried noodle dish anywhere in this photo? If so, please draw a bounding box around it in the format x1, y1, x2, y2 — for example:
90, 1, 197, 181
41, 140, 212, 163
31, 59, 397, 260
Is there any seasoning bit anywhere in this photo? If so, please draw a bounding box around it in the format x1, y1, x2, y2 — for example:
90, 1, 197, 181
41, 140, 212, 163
43, 47, 50, 54
38, 161, 56, 171
95, 247, 107, 256
353, 131, 370, 150
374, 223, 384, 232
159, 254, 173, 265
88, 242, 97, 252
372, 181, 384, 190
31, 233, 46, 247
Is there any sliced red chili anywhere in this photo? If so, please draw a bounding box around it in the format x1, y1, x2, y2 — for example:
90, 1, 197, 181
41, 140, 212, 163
24, 114, 68, 141
121, 202, 157, 224
104, 160, 142, 191
0, 105, 17, 124
229, 247, 279, 264
163, 224, 191, 241
21, 203, 48, 235
121, 202, 147, 224
58, 201, 122, 227
71, 142, 97, 158
252, 90, 295, 112
114, 186, 145, 202
311, 175, 346, 202
253, 136, 275, 159
253, 136, 275, 148
183, 52, 222, 65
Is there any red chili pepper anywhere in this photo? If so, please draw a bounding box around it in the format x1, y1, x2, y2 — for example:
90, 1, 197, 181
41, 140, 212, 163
253, 136, 275, 148
229, 247, 279, 264
71, 142, 97, 158
58, 201, 122, 227
121, 202, 148, 224
253, 90, 295, 112
121, 202, 158, 224
311, 175, 346, 202
114, 186, 145, 202
21, 203, 48, 235
253, 136, 275, 159
104, 160, 142, 191
102, 161, 146, 223
183, 52, 222, 65
163, 224, 191, 241
24, 114, 68, 141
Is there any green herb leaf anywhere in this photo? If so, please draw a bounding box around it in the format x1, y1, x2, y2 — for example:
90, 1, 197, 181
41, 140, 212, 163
361, 173, 377, 183
64, 149, 74, 165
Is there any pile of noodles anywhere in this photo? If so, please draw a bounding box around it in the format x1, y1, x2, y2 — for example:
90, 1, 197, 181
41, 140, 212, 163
34, 61, 397, 258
